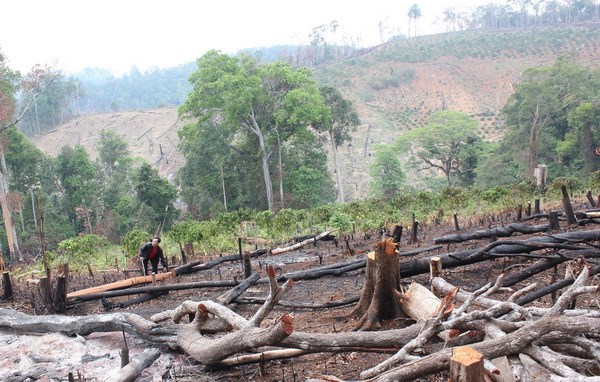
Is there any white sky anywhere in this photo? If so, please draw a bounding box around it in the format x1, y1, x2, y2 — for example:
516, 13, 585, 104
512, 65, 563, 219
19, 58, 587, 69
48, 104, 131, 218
1, 0, 502, 76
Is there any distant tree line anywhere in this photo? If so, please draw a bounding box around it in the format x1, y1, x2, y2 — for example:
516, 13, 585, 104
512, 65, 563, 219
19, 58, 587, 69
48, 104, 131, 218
443, 0, 600, 32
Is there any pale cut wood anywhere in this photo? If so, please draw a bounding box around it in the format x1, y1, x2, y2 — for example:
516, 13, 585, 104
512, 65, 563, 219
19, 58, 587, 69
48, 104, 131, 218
67, 271, 174, 298
401, 282, 451, 341
450, 346, 484, 382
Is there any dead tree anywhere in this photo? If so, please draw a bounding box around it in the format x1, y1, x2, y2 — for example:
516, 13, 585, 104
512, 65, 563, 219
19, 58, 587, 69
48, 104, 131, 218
351, 238, 405, 330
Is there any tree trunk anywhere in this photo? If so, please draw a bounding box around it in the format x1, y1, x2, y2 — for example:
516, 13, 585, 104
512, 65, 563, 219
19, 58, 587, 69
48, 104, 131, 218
561, 185, 577, 225
276, 128, 284, 209
220, 163, 227, 211
351, 238, 404, 330
0, 151, 21, 261
248, 112, 274, 210
330, 131, 345, 203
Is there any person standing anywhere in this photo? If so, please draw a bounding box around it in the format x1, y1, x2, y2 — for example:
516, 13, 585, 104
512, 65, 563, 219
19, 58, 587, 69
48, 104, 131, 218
139, 237, 168, 276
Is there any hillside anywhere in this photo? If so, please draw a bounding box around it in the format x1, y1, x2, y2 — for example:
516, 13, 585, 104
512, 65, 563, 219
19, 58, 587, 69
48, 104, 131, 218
31, 108, 185, 180
30, 26, 600, 198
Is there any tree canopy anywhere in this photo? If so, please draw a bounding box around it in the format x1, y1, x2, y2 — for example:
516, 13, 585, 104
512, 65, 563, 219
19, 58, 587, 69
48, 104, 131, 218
397, 110, 481, 186
179, 50, 332, 211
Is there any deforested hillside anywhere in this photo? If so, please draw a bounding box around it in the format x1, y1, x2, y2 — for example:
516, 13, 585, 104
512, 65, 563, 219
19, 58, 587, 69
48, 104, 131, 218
31, 108, 184, 180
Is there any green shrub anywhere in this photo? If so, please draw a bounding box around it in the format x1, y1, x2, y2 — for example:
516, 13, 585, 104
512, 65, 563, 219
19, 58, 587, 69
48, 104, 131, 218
122, 229, 152, 257
56, 234, 118, 270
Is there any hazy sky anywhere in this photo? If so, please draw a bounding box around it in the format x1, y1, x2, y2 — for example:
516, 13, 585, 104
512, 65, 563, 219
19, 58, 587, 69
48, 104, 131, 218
1, 0, 502, 76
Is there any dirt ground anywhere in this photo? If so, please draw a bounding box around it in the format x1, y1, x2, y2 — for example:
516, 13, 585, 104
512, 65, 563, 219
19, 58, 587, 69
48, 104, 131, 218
1, 205, 599, 382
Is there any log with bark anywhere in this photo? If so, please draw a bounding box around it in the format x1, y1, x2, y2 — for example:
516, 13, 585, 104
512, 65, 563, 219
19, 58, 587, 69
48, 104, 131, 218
433, 223, 550, 244
270, 230, 335, 255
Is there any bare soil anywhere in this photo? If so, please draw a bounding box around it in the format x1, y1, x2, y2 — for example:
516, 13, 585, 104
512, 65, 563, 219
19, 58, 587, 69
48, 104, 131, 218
2, 206, 598, 381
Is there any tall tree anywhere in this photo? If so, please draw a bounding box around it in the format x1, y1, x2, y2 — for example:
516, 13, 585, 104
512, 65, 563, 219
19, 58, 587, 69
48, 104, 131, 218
55, 145, 98, 231
179, 50, 329, 210
369, 144, 406, 198
565, 102, 599, 175
503, 66, 558, 177
407, 4, 422, 37
318, 86, 360, 203
396, 110, 481, 186
0, 51, 22, 260
177, 120, 242, 218
134, 162, 178, 233
502, 56, 594, 178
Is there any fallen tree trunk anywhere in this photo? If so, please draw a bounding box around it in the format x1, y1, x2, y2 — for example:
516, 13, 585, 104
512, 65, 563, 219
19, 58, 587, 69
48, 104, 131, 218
270, 230, 334, 255
499, 249, 600, 287
372, 315, 600, 382
216, 272, 260, 305
67, 280, 239, 304
268, 259, 365, 283
433, 223, 550, 244
174, 249, 267, 276
67, 272, 175, 298
234, 295, 359, 309
400, 229, 600, 278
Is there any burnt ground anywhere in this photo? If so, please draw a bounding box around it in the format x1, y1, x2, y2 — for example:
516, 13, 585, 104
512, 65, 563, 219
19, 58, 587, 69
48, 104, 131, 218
1, 206, 599, 382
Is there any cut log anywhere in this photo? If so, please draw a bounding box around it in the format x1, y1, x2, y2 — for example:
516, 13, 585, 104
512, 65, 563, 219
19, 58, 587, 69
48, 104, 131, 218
401, 282, 451, 341
67, 272, 174, 298
429, 256, 443, 279
68, 280, 238, 304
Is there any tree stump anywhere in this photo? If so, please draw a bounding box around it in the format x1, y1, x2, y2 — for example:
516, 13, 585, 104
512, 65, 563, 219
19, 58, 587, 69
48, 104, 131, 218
450, 346, 484, 382
2, 271, 13, 300
351, 238, 405, 330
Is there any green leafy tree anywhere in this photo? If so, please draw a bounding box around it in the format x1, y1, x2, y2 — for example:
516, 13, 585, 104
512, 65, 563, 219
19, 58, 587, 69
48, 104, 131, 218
318, 86, 360, 203
134, 162, 178, 233
502, 56, 599, 179
503, 65, 559, 177
282, 129, 335, 208
177, 120, 242, 218
55, 145, 98, 232
396, 110, 481, 186
369, 144, 406, 198
0, 50, 18, 128
179, 50, 329, 210
95, 130, 136, 240
564, 102, 600, 175
474, 141, 523, 187
97, 130, 130, 173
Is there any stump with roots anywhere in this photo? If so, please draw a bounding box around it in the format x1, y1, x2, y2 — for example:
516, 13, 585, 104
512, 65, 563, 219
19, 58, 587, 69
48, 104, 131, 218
351, 238, 406, 330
